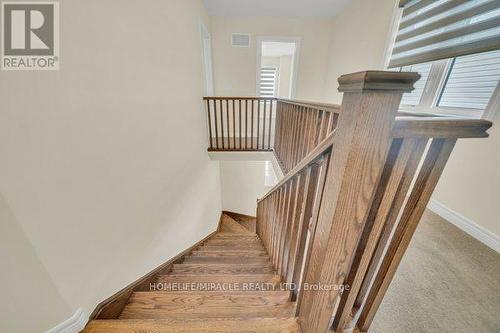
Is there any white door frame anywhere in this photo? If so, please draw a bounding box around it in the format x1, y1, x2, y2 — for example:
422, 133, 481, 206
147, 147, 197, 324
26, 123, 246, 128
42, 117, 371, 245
199, 21, 214, 96
256, 36, 301, 98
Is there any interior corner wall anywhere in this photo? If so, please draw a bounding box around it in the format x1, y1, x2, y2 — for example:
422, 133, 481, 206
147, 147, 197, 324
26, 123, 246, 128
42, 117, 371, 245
210, 16, 333, 100
220, 161, 271, 216
322, 0, 500, 243
0, 0, 222, 330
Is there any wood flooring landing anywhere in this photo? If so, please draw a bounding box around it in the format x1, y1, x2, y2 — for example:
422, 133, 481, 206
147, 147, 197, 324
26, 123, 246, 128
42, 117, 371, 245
82, 213, 300, 332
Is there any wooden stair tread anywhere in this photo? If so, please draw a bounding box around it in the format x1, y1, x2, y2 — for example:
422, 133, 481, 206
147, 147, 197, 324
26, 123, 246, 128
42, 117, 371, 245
172, 263, 276, 274
195, 248, 267, 253
83, 318, 300, 333
183, 256, 271, 264
212, 232, 259, 238
126, 290, 291, 306
120, 302, 295, 319
200, 244, 266, 250
157, 273, 281, 284
204, 239, 263, 246
191, 250, 268, 257
182, 258, 271, 265
85, 215, 301, 332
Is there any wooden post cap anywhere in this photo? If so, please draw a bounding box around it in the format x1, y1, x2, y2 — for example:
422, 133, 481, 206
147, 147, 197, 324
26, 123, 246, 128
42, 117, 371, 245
338, 71, 421, 93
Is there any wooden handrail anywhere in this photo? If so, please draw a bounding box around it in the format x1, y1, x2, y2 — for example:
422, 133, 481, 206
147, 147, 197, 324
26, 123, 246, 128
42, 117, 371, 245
202, 78, 492, 333
253, 70, 492, 333
258, 131, 335, 203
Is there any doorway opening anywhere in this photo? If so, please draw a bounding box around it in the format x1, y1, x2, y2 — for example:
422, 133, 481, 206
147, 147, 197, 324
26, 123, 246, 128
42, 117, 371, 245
257, 37, 300, 99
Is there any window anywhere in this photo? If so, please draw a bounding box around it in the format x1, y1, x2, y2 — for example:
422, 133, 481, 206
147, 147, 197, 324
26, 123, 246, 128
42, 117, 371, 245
260, 67, 278, 98
387, 1, 500, 118
400, 62, 433, 106
438, 50, 500, 110
395, 49, 500, 117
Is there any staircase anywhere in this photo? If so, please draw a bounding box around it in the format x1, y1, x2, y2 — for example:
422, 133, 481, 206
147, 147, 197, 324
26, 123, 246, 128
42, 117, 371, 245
83, 213, 300, 332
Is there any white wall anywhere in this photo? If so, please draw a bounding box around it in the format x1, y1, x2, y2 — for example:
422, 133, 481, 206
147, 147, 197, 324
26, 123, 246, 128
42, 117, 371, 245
0, 0, 222, 330
0, 194, 73, 333
220, 161, 272, 216
321, 0, 500, 243
321, 0, 396, 103
211, 16, 333, 100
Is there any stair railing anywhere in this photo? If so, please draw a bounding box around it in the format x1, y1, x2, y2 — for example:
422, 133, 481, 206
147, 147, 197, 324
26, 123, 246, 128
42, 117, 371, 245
254, 71, 492, 333
203, 96, 341, 173
203, 97, 277, 151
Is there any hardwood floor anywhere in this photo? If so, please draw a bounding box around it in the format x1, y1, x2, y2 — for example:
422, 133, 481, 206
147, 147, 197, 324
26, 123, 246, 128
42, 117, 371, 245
83, 213, 300, 332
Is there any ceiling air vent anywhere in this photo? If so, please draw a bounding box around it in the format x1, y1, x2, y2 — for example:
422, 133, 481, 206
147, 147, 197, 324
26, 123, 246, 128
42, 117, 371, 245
231, 33, 250, 47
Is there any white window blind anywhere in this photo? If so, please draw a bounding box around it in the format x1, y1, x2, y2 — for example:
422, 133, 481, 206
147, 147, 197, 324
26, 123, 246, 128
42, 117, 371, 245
260, 67, 277, 97
399, 62, 433, 105
438, 49, 500, 110
390, 0, 500, 68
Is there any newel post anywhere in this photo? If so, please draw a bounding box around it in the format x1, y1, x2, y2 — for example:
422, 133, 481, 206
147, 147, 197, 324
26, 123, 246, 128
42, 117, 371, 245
297, 71, 420, 333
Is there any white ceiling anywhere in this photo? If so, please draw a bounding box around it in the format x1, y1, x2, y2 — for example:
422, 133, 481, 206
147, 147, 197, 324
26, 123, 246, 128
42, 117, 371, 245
203, 0, 352, 18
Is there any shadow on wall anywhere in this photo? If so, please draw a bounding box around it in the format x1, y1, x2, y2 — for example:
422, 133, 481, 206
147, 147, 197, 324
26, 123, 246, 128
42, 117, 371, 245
0, 192, 73, 332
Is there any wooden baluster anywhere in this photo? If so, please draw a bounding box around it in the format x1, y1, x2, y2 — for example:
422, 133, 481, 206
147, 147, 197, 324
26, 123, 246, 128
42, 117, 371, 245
263, 100, 268, 151
298, 71, 420, 333
206, 99, 213, 150
297, 107, 306, 163
238, 99, 242, 150
273, 186, 286, 268
354, 137, 428, 313
274, 102, 280, 153
279, 176, 299, 278
251, 99, 255, 149
294, 106, 303, 166
299, 108, 309, 159
257, 99, 261, 149
290, 107, 299, 168
357, 138, 457, 333
314, 110, 323, 148
213, 99, 219, 149
268, 100, 273, 149
295, 155, 329, 310
219, 99, 225, 150
225, 99, 230, 149
277, 181, 291, 271
283, 171, 307, 282
245, 100, 249, 150
232, 100, 236, 149
287, 105, 294, 168
332, 137, 427, 332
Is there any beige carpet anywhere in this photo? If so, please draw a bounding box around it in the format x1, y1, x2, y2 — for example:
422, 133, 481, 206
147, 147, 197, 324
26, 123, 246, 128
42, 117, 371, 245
370, 210, 500, 333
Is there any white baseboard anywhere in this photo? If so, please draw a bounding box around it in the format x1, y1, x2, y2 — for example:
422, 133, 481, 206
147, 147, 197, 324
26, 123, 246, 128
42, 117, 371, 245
46, 308, 88, 333
427, 199, 500, 253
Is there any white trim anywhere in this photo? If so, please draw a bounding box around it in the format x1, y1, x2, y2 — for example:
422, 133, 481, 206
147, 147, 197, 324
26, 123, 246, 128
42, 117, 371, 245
482, 80, 500, 121
382, 2, 402, 69
46, 308, 88, 333
199, 20, 214, 96
255, 36, 301, 98
427, 199, 500, 253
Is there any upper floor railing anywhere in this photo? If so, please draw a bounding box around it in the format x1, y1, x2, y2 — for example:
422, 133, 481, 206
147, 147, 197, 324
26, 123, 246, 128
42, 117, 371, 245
204, 96, 341, 173
203, 71, 492, 333
204, 97, 277, 151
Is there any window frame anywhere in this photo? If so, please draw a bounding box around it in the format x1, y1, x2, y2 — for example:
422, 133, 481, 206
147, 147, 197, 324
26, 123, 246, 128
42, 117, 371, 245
384, 4, 500, 120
